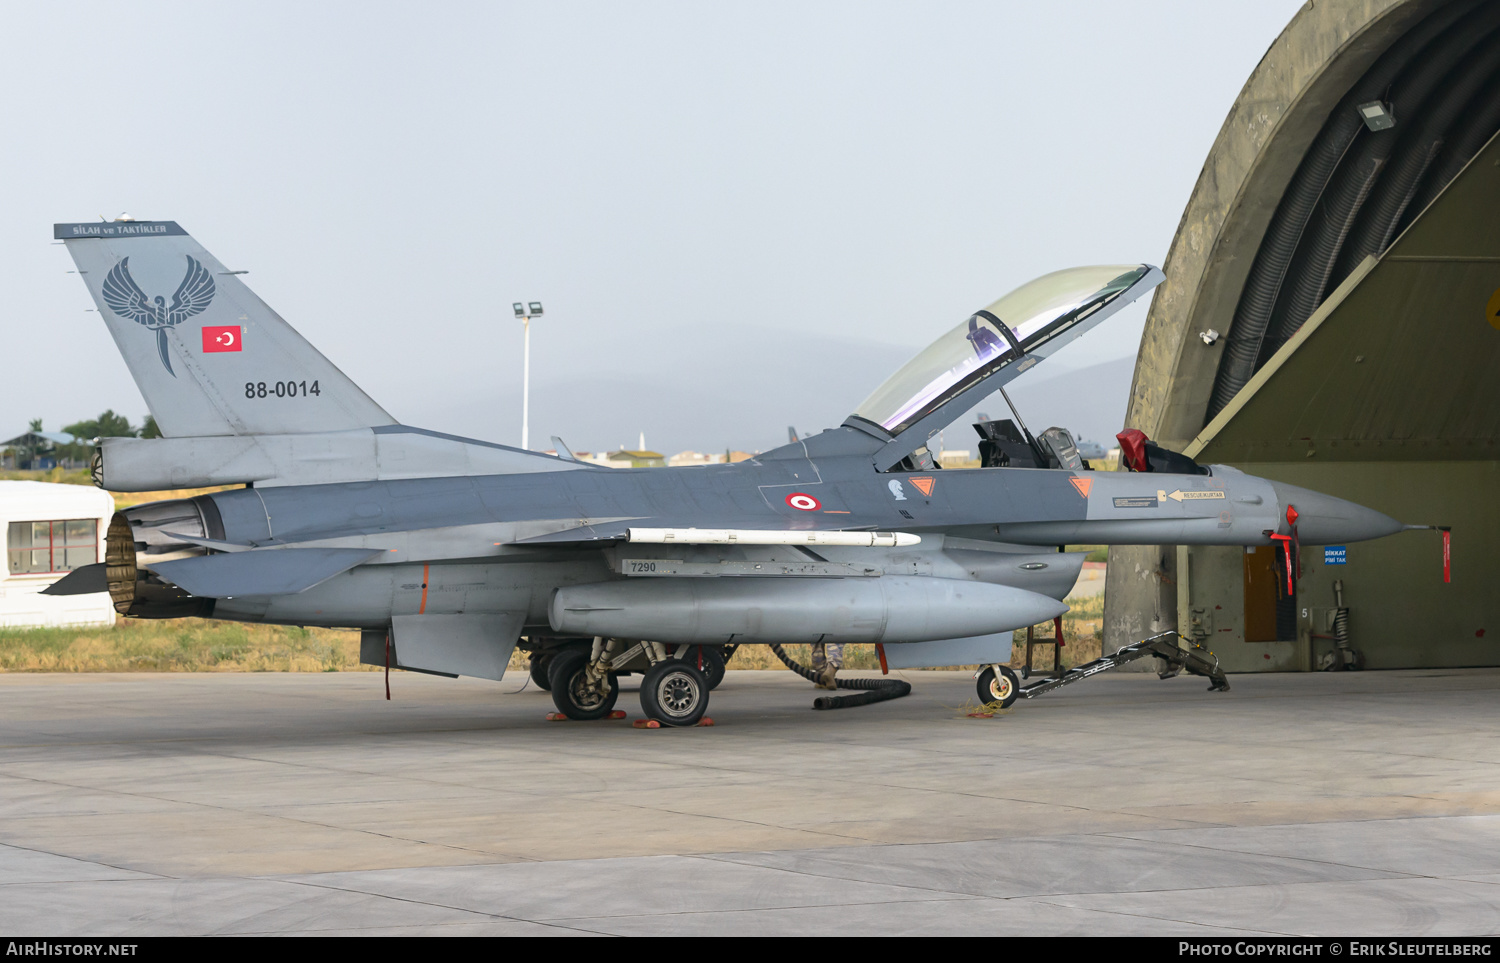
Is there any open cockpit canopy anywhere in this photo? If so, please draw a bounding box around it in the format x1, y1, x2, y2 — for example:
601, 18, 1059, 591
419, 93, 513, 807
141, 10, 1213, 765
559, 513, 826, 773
847, 264, 1163, 468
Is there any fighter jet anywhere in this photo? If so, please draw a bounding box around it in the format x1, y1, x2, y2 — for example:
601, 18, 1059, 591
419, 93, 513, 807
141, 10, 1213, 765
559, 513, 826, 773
45, 220, 1405, 726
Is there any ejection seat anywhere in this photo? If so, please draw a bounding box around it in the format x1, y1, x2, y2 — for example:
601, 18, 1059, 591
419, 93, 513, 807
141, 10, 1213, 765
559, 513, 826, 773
974, 419, 1090, 470
1115, 428, 1209, 474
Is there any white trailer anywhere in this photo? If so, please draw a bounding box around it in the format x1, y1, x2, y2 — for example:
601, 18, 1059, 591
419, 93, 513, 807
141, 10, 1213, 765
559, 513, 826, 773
0, 481, 115, 628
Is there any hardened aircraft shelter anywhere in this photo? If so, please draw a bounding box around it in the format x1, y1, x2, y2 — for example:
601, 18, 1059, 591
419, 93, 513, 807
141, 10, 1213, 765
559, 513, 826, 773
1105, 0, 1500, 672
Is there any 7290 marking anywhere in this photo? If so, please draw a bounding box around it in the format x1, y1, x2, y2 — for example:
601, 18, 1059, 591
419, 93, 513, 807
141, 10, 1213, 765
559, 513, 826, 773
245, 380, 321, 399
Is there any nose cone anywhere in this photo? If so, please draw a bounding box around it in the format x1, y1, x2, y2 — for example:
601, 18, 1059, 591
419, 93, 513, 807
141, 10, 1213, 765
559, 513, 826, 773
1269, 481, 1404, 544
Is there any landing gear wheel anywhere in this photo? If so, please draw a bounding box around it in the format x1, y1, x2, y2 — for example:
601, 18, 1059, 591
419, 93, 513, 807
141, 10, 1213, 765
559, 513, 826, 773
547, 649, 619, 720
640, 659, 710, 727
693, 645, 727, 690
976, 665, 1020, 709
529, 651, 554, 691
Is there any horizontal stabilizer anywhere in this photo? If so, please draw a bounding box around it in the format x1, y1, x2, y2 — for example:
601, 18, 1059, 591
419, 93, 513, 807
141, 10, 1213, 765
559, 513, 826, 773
149, 547, 384, 598
161, 532, 255, 552
40, 563, 109, 596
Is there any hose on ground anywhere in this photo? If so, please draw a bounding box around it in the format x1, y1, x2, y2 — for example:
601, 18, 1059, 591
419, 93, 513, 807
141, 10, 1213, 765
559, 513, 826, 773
767, 643, 912, 710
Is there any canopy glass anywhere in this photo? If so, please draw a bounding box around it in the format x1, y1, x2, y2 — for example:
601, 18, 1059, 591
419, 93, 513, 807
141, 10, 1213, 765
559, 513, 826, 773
852, 265, 1150, 436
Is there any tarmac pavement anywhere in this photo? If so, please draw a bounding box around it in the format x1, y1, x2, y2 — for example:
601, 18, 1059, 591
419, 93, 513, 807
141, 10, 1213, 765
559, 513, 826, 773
1, 666, 1498, 935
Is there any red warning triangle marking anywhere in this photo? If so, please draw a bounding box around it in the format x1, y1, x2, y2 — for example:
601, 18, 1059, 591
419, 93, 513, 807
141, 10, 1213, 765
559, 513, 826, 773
1069, 477, 1093, 499
909, 476, 935, 497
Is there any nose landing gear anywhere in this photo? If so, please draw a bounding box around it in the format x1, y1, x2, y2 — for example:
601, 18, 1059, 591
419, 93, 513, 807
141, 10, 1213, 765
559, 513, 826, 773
976, 664, 1020, 708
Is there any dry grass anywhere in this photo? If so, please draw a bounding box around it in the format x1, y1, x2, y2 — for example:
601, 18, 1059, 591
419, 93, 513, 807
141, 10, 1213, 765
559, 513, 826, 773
0, 618, 373, 673
0, 467, 93, 486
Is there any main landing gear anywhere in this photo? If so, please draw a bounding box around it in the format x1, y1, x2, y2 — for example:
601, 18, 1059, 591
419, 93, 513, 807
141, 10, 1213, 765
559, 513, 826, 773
640, 659, 710, 727
548, 638, 716, 726
546, 648, 619, 720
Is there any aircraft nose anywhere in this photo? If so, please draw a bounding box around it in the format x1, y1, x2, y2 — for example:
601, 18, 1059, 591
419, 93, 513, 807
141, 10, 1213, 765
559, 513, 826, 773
1268, 480, 1404, 544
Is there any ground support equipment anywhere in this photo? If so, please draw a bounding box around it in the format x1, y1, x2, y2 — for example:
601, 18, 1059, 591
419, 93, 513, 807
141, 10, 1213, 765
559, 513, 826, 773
977, 631, 1229, 708
1019, 617, 1066, 680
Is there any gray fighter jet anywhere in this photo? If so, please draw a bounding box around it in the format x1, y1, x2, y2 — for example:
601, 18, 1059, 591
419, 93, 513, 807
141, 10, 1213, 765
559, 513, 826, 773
46, 220, 1405, 726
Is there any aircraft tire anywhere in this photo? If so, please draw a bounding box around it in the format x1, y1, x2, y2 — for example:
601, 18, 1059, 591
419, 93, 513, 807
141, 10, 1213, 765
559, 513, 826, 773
976, 665, 1020, 709
548, 649, 619, 720
528, 652, 554, 691
694, 645, 728, 690
640, 659, 710, 727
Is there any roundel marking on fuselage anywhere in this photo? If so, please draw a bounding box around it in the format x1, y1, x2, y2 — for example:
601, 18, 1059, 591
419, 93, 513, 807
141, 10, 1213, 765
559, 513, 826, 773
786, 492, 820, 511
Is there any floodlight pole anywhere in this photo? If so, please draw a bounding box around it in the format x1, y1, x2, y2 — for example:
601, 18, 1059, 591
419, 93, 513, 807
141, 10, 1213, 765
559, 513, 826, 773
521, 313, 531, 450
514, 301, 543, 450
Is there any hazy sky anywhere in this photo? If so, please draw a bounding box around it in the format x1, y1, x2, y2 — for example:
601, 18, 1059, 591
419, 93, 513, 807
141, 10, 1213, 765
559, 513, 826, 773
3, 1, 1304, 453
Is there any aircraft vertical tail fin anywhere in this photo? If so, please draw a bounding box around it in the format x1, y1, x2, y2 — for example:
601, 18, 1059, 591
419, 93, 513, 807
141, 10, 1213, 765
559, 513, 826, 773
57, 220, 396, 438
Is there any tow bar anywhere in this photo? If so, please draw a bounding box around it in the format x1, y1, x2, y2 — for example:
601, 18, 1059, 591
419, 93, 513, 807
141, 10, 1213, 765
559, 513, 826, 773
979, 631, 1229, 707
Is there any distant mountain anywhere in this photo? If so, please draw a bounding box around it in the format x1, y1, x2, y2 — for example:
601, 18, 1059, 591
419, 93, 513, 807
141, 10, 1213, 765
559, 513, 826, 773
399, 324, 1138, 455
400, 325, 916, 454
987, 356, 1136, 453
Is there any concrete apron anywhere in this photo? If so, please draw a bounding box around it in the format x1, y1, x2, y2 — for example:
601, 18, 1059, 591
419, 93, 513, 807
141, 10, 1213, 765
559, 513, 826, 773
0, 668, 1497, 935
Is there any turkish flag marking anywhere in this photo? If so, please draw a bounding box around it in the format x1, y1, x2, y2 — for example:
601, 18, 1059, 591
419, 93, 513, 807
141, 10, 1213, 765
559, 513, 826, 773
202, 325, 242, 353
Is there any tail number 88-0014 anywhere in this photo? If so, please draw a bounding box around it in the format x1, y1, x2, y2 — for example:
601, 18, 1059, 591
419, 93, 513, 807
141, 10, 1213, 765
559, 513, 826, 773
245, 381, 321, 399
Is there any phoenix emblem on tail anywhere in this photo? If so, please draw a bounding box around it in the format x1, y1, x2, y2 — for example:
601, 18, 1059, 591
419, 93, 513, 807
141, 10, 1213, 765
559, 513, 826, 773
101, 255, 216, 376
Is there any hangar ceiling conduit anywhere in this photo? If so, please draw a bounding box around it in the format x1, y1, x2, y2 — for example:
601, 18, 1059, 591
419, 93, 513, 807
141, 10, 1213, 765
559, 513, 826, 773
1324, 19, 1500, 301
1207, 0, 1500, 420
1205, 0, 1475, 417
1264, 5, 1500, 364
1392, 58, 1500, 233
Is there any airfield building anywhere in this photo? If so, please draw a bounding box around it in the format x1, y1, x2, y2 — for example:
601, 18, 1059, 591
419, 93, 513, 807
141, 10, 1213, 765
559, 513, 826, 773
0, 481, 115, 628
1, 430, 82, 471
